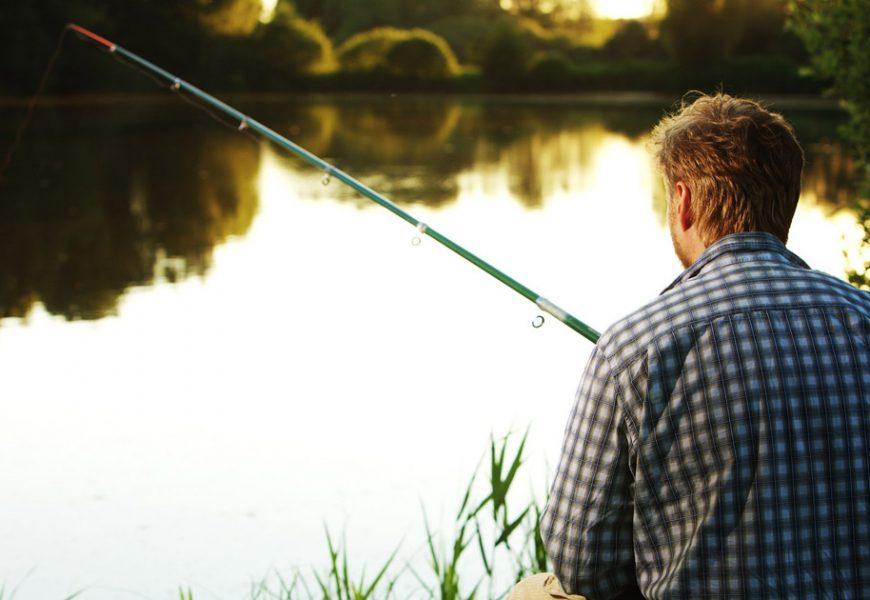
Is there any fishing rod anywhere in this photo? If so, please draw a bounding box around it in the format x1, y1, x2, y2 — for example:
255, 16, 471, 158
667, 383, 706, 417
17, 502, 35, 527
63, 23, 601, 343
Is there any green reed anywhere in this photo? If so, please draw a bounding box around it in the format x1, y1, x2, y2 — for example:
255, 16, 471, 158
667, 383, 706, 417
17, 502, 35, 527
31, 430, 545, 600
248, 428, 548, 600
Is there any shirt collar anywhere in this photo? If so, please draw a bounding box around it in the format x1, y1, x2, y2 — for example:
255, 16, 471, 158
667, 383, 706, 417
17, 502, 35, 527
662, 232, 810, 294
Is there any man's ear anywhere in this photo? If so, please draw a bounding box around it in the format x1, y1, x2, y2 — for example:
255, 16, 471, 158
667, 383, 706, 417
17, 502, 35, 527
674, 181, 693, 232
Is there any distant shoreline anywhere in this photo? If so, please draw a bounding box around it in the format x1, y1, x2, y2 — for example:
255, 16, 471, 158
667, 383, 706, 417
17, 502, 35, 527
0, 91, 844, 112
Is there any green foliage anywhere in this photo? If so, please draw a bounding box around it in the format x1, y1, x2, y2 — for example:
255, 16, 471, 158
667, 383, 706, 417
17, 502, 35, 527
506, 17, 579, 56
336, 28, 403, 72
161, 430, 547, 599
312, 529, 400, 599
0, 0, 820, 95
789, 0, 869, 165
482, 25, 533, 91
661, 0, 792, 68
250, 1, 333, 81
198, 0, 262, 36
384, 34, 460, 78
501, 0, 593, 24
419, 507, 476, 600
337, 27, 458, 77
415, 429, 545, 599
844, 206, 869, 291
726, 0, 790, 55
525, 52, 575, 90
294, 0, 492, 41
660, 0, 734, 67
602, 20, 665, 60
429, 16, 497, 64
790, 0, 870, 289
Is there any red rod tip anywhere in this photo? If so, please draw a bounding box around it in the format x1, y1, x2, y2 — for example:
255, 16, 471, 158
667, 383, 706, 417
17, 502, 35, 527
67, 23, 115, 50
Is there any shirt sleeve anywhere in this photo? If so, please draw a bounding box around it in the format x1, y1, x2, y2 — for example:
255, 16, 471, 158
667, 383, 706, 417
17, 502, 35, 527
540, 345, 636, 599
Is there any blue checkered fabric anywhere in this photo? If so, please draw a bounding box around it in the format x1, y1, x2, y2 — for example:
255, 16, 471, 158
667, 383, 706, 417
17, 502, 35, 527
541, 232, 870, 599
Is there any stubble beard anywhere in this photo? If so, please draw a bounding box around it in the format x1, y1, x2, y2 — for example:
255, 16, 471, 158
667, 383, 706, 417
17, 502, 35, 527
668, 209, 694, 268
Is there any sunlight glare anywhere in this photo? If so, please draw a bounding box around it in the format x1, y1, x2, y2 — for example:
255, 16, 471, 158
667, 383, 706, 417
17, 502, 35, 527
260, 0, 278, 22
592, 0, 657, 19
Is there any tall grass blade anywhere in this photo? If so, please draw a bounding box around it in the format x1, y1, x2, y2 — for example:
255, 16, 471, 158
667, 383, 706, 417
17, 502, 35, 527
501, 429, 528, 498
422, 508, 442, 579
495, 506, 530, 547
340, 541, 351, 600
457, 468, 478, 521
360, 544, 400, 598
312, 569, 331, 599
474, 521, 492, 576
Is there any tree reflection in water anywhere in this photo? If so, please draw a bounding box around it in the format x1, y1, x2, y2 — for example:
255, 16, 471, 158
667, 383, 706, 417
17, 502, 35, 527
0, 96, 861, 321
0, 100, 259, 320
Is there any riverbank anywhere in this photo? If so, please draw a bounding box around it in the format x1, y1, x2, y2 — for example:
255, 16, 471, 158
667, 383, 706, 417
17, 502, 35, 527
0, 91, 845, 112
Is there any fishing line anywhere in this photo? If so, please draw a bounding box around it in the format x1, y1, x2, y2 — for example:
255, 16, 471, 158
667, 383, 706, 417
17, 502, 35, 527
0, 26, 70, 182
113, 49, 258, 138
16, 23, 603, 343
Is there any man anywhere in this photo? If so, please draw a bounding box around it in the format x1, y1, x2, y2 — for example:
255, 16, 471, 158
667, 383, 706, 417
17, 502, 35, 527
512, 93, 870, 599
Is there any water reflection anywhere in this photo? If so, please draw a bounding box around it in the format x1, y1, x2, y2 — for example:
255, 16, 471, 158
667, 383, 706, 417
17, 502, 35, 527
0, 102, 259, 319
0, 97, 861, 321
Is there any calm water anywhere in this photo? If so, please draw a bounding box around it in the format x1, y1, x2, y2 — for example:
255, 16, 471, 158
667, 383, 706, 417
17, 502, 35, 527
0, 95, 863, 599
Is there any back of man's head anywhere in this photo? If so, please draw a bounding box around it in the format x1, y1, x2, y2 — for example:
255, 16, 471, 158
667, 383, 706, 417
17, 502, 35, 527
651, 93, 805, 245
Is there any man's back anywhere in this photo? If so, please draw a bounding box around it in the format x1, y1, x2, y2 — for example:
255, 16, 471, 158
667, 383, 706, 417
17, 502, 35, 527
541, 232, 870, 598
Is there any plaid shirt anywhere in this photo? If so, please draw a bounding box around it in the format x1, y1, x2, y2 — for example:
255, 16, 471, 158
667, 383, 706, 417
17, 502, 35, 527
541, 232, 870, 599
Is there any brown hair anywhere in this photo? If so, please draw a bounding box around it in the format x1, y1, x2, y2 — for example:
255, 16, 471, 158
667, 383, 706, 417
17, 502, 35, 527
650, 93, 804, 244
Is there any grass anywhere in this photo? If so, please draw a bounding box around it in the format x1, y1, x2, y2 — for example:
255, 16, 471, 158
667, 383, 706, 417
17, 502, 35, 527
190, 429, 547, 599
0, 582, 84, 600
5, 430, 546, 600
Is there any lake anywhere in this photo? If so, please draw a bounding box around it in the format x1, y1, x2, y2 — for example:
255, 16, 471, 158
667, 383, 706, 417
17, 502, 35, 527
0, 94, 863, 599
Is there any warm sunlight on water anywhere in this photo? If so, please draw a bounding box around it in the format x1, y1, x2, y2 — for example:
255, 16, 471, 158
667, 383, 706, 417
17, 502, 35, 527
0, 96, 862, 599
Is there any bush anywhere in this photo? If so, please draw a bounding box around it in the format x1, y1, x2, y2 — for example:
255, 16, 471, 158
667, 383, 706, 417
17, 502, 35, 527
383, 34, 459, 78
198, 0, 262, 36
337, 27, 459, 78
482, 24, 533, 91
661, 0, 731, 68
429, 15, 494, 64
525, 51, 575, 89
251, 3, 333, 82
602, 21, 665, 60
336, 27, 402, 72
510, 16, 576, 54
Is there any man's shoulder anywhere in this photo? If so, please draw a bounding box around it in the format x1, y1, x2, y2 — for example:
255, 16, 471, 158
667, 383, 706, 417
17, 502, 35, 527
596, 263, 870, 372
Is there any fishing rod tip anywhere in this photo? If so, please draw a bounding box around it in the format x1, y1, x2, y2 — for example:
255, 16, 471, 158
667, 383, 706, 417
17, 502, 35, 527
66, 23, 116, 52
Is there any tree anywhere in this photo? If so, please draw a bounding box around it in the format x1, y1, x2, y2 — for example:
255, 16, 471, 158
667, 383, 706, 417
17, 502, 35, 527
383, 33, 459, 78
481, 24, 533, 91
789, 0, 869, 289
336, 27, 407, 72
790, 0, 869, 165
197, 0, 262, 35
660, 0, 732, 68
602, 20, 665, 60
724, 0, 789, 55
336, 27, 458, 77
662, 0, 797, 66
500, 0, 592, 24
250, 0, 333, 84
